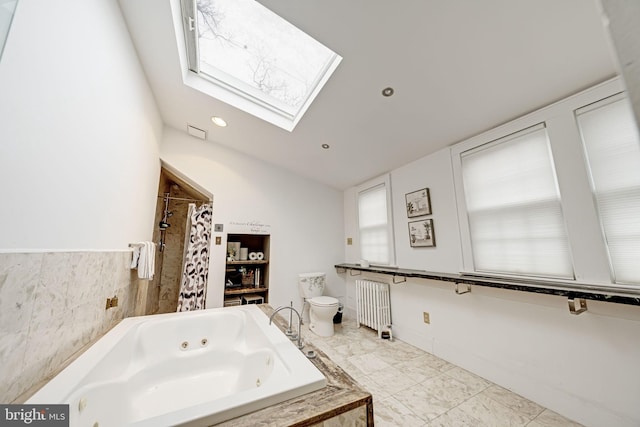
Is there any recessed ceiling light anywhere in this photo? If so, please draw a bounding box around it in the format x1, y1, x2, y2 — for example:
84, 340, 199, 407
382, 87, 394, 97
321, 143, 330, 149
211, 116, 227, 127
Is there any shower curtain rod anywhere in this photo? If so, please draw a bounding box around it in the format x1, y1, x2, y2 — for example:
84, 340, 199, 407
158, 195, 211, 203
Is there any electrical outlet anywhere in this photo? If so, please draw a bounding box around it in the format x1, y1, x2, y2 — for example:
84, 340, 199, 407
347, 237, 353, 245
423, 312, 430, 324
215, 236, 222, 245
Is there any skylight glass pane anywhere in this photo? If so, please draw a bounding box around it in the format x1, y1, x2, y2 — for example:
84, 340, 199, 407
194, 0, 338, 118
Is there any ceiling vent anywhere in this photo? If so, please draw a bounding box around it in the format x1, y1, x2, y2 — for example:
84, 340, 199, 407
187, 124, 207, 140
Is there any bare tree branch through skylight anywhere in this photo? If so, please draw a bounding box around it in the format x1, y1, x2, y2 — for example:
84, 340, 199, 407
195, 0, 335, 111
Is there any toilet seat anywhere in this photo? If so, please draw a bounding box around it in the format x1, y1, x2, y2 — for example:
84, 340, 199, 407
309, 296, 339, 306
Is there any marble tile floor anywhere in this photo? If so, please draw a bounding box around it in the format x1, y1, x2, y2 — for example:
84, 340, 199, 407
301, 317, 584, 427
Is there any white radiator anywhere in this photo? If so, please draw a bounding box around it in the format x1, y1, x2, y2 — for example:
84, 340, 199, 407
355, 280, 391, 338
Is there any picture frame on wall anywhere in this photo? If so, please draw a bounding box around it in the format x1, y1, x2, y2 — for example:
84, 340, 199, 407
409, 219, 435, 247
405, 188, 431, 217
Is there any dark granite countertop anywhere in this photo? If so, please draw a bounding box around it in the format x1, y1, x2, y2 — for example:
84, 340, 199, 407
216, 304, 373, 426
335, 263, 640, 307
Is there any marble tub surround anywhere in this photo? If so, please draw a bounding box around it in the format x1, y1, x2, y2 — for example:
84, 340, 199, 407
217, 305, 373, 426
0, 251, 137, 403
307, 317, 584, 427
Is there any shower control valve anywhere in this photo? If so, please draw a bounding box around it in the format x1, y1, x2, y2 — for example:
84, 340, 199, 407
105, 295, 118, 309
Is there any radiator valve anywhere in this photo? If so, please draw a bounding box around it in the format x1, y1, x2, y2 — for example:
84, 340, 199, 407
381, 324, 393, 341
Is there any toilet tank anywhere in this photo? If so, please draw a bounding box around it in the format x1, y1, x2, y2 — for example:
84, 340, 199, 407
298, 272, 326, 299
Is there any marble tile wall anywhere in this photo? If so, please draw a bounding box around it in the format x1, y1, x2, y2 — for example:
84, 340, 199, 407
309, 406, 368, 427
0, 251, 137, 403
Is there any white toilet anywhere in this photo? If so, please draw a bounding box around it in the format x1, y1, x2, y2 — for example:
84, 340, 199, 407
298, 272, 339, 337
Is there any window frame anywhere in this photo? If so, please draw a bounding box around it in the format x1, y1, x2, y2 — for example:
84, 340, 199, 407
356, 174, 396, 267
177, 0, 342, 132
0, 0, 18, 60
576, 92, 640, 285
452, 77, 637, 290
458, 123, 575, 280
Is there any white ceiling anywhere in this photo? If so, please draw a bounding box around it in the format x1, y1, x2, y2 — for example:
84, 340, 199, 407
118, 0, 617, 190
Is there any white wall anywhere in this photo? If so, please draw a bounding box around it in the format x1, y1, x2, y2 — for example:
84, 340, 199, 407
391, 148, 463, 273
160, 126, 345, 311
344, 148, 462, 273
0, 0, 162, 251
0, 0, 163, 404
343, 89, 640, 427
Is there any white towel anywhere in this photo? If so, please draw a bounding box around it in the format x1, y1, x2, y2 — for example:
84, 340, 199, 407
146, 241, 155, 280
131, 245, 141, 269
131, 241, 155, 280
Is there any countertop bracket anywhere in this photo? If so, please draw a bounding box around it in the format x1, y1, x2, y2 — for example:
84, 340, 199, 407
568, 296, 588, 315
392, 275, 406, 284
455, 282, 471, 295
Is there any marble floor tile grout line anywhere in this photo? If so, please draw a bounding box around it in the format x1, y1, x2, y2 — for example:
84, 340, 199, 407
301, 317, 583, 427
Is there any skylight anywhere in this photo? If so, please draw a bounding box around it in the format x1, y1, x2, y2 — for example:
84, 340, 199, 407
0, 0, 19, 60
179, 0, 342, 131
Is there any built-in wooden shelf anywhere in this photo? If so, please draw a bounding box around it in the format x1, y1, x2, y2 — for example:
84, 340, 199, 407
224, 286, 268, 296
224, 234, 270, 305
226, 260, 268, 265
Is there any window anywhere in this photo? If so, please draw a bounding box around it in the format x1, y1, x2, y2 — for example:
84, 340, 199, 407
576, 94, 640, 284
459, 124, 574, 279
180, 0, 342, 131
0, 0, 19, 60
448, 78, 640, 290
357, 175, 395, 265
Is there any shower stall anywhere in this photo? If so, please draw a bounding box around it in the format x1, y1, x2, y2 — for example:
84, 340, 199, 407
147, 166, 212, 315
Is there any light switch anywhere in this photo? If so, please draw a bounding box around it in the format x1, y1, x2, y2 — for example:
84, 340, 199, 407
215, 236, 222, 245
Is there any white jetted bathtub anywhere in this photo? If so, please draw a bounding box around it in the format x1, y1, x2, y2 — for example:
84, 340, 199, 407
27, 305, 326, 426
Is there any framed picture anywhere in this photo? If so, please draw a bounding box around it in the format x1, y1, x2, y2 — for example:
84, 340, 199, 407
405, 188, 431, 217
408, 219, 435, 247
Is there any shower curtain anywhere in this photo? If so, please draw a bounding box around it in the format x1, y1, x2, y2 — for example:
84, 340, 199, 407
177, 203, 212, 311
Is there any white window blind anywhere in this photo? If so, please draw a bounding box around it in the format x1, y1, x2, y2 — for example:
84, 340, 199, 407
576, 94, 640, 284
460, 124, 574, 279
358, 183, 390, 265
